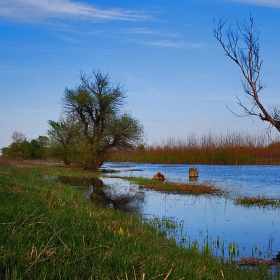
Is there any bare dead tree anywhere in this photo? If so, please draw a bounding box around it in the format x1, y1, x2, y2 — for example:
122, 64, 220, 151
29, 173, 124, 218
213, 15, 280, 132
11, 131, 27, 143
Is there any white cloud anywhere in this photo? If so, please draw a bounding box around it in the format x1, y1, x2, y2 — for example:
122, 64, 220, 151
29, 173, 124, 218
143, 41, 205, 49
128, 28, 180, 38
0, 0, 150, 22
228, 0, 280, 8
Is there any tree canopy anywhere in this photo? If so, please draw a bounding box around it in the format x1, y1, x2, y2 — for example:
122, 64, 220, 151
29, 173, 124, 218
47, 114, 83, 167
2, 131, 47, 159
60, 70, 144, 170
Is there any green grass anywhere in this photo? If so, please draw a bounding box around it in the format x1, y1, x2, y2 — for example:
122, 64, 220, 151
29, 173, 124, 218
1, 164, 279, 279
234, 195, 280, 208
114, 176, 223, 195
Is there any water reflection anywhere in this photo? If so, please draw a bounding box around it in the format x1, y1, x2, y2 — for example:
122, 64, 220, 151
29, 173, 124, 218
100, 175, 280, 262
103, 162, 280, 197
140, 189, 280, 260
58, 176, 144, 213
57, 169, 280, 262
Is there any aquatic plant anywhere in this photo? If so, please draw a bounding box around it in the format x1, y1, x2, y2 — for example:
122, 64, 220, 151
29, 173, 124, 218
120, 175, 223, 195
234, 195, 280, 208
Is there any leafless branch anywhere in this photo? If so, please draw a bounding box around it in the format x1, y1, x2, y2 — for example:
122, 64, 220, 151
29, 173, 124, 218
214, 14, 280, 133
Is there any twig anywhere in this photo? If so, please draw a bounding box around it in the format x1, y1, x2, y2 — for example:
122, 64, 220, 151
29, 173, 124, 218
221, 269, 225, 280
10, 208, 39, 238
101, 251, 109, 264
27, 227, 67, 270
47, 222, 69, 250
164, 268, 172, 280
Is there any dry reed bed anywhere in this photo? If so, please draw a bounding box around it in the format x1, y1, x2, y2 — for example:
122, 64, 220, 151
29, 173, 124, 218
110, 131, 280, 165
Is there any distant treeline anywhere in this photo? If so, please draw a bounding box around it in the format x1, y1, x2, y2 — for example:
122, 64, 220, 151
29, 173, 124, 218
1, 137, 48, 160
109, 131, 280, 165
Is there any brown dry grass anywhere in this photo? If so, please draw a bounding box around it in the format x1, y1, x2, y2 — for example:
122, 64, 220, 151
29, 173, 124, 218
231, 257, 279, 266
140, 182, 222, 195
110, 131, 280, 165
0, 157, 53, 168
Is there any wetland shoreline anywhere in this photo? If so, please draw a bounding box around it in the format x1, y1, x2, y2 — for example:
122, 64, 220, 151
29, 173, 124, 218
1, 157, 280, 279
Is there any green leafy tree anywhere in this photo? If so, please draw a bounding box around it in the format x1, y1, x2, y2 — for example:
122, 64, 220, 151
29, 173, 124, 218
36, 136, 49, 147
2, 131, 45, 159
23, 139, 45, 159
35, 136, 49, 158
4, 141, 26, 158
47, 114, 83, 167
62, 70, 144, 171
2, 131, 27, 158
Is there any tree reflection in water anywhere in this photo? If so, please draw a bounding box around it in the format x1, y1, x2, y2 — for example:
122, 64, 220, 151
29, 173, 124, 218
58, 176, 144, 213
89, 177, 144, 213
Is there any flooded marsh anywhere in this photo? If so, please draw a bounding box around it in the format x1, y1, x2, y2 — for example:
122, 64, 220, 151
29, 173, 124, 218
60, 163, 280, 265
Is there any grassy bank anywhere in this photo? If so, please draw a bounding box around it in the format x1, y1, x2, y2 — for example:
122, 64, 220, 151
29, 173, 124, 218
1, 163, 279, 279
110, 131, 280, 165
111, 176, 223, 195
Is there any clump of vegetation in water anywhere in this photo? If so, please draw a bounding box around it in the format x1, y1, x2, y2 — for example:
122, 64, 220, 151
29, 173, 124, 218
117, 176, 223, 195
234, 195, 280, 208
99, 168, 119, 173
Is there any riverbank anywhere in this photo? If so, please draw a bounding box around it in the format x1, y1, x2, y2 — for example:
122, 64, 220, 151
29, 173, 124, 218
0, 159, 279, 279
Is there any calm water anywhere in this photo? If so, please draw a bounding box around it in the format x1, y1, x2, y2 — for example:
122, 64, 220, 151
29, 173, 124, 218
103, 162, 280, 197
99, 163, 280, 260
62, 163, 280, 260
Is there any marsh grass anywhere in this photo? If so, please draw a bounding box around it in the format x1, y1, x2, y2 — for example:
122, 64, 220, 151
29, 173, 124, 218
234, 195, 280, 208
1, 164, 279, 279
117, 176, 223, 195
110, 131, 280, 165
100, 168, 120, 174
231, 254, 280, 266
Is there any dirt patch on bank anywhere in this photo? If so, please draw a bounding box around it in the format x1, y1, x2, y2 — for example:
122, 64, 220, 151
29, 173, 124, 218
0, 157, 59, 168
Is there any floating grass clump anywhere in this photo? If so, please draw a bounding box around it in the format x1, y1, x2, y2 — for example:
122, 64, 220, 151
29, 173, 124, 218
231, 257, 280, 266
1, 162, 280, 279
234, 195, 280, 208
120, 176, 223, 195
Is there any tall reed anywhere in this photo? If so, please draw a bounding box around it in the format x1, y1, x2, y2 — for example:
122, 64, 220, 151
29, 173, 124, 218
110, 131, 280, 165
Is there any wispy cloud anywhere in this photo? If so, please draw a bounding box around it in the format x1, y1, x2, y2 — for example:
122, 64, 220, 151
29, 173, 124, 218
228, 0, 280, 8
0, 0, 150, 22
126, 28, 204, 49
143, 41, 205, 49
128, 28, 180, 38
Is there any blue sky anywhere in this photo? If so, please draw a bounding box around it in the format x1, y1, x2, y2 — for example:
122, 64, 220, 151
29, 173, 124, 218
1, 0, 280, 148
